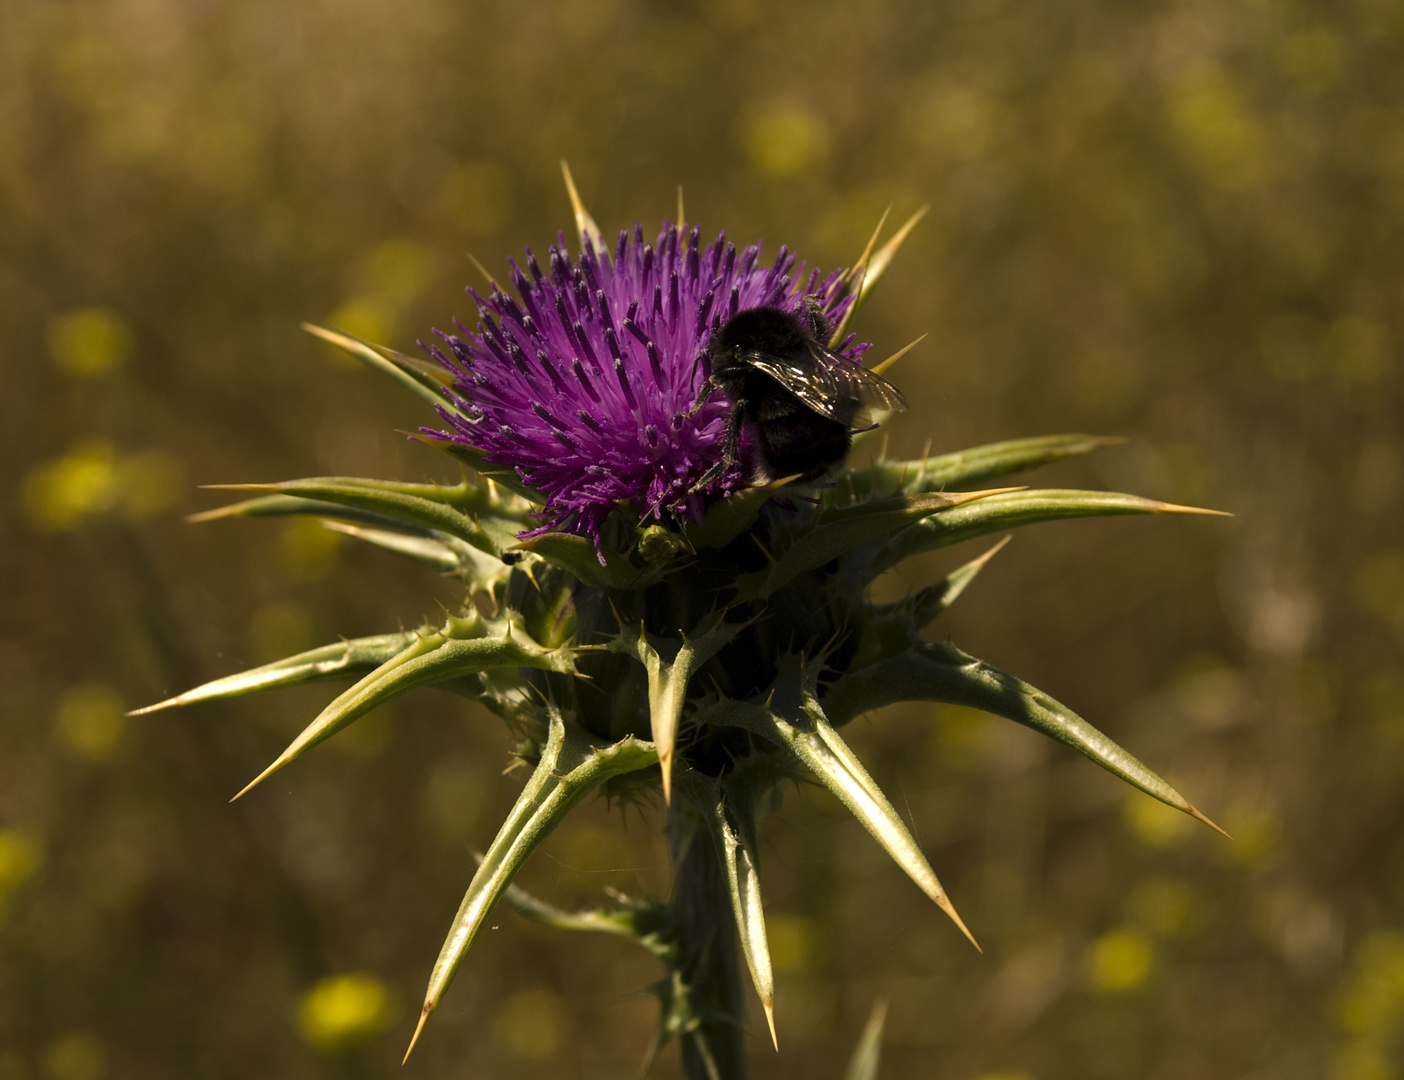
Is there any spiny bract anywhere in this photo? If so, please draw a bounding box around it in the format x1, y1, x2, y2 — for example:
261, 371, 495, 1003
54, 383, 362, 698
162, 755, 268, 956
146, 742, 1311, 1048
137, 168, 1228, 1078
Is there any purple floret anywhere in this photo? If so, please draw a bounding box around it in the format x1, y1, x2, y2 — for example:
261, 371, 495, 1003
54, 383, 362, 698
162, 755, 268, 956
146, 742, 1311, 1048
425, 222, 867, 548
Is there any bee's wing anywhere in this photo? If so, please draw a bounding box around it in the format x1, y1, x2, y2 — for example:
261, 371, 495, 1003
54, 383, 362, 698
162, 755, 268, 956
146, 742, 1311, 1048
804, 340, 908, 429
736, 348, 847, 419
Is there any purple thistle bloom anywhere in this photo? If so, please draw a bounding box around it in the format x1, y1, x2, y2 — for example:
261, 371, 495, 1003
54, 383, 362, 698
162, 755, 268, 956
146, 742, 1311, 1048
425, 222, 869, 547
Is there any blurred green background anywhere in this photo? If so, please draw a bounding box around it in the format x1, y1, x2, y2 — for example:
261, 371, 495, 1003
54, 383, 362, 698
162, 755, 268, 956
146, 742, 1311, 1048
2, 0, 1402, 1077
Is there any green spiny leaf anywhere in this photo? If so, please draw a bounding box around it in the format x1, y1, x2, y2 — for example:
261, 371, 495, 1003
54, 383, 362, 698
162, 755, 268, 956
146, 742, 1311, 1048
700, 662, 979, 950
847, 434, 1121, 502
128, 632, 421, 715
823, 638, 1227, 836
406, 432, 545, 504
721, 756, 791, 1051
188, 493, 423, 530
607, 614, 744, 802
233, 614, 576, 799
675, 763, 778, 1050
319, 521, 462, 572
302, 323, 453, 408
862, 536, 1011, 648
204, 479, 503, 558
864, 488, 1229, 581
732, 489, 1018, 602
684, 476, 795, 551
849, 538, 1010, 671
321, 519, 520, 591
264, 473, 531, 520
511, 531, 650, 591
188, 490, 519, 586
493, 870, 674, 960
917, 434, 1124, 490
406, 709, 658, 1060
908, 534, 1011, 626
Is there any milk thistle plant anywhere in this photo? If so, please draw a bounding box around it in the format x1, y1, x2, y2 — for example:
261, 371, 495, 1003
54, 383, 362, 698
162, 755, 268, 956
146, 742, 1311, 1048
138, 169, 1227, 1079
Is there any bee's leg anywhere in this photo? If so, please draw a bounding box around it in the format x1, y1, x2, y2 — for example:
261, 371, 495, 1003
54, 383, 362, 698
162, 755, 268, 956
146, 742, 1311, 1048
690, 400, 744, 492
677, 376, 719, 423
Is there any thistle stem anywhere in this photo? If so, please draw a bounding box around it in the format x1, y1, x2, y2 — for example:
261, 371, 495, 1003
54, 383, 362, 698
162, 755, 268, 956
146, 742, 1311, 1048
670, 798, 748, 1080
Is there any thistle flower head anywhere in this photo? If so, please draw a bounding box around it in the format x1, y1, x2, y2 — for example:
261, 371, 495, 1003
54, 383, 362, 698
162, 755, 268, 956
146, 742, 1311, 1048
424, 224, 867, 544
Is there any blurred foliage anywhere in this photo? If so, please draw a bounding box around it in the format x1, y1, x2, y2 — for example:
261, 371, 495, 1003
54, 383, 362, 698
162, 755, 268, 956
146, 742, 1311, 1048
0, 0, 1401, 1077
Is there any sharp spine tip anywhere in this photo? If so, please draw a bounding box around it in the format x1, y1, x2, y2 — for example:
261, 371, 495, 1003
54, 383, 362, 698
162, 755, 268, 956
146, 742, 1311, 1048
868, 333, 928, 378
185, 507, 231, 524
1190, 805, 1233, 840
1154, 500, 1234, 517
230, 760, 282, 803
300, 322, 344, 347
937, 896, 981, 953
125, 699, 173, 717
764, 1001, 778, 1051
403, 1008, 431, 1064
559, 160, 601, 253
975, 535, 1013, 564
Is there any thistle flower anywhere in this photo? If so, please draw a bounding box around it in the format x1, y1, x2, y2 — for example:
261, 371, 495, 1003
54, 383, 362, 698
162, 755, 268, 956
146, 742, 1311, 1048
426, 214, 867, 547
136, 168, 1230, 1079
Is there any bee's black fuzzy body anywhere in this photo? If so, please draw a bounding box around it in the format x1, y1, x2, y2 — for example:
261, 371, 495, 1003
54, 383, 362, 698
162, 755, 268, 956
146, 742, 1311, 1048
685, 305, 907, 490
709, 307, 855, 484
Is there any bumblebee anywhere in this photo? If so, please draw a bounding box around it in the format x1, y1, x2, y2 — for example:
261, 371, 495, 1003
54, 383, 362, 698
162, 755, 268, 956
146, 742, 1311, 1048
684, 304, 907, 491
